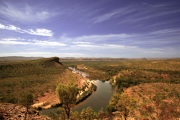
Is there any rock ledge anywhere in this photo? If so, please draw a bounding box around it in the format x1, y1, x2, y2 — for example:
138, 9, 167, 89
0, 103, 51, 120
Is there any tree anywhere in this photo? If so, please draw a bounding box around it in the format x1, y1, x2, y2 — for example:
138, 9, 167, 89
56, 83, 79, 119
19, 93, 33, 120
71, 111, 80, 120
80, 107, 97, 120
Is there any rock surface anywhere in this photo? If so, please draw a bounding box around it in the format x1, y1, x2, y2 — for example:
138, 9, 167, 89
0, 103, 51, 120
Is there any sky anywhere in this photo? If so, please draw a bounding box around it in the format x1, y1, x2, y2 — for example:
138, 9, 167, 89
0, 0, 180, 58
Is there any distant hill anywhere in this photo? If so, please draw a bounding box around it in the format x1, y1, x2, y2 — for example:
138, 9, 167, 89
60, 57, 180, 61
0, 57, 64, 79
0, 56, 43, 62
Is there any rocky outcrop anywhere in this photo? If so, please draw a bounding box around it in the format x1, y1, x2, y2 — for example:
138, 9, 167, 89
0, 103, 51, 120
76, 80, 97, 104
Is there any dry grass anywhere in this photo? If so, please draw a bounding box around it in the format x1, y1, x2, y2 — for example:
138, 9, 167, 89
123, 83, 180, 119
0, 57, 80, 103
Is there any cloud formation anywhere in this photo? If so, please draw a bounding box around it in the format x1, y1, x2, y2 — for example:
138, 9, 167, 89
0, 0, 180, 58
0, 37, 65, 46
91, 7, 135, 24
58, 28, 180, 48
0, 2, 58, 23
0, 23, 20, 31
25, 29, 53, 37
117, 3, 180, 25
0, 23, 53, 37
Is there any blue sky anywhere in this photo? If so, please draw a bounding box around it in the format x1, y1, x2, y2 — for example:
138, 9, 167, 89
0, 0, 180, 58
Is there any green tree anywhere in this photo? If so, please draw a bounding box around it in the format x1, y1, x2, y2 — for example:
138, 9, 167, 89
71, 111, 80, 120
56, 83, 79, 119
19, 93, 33, 120
80, 107, 97, 120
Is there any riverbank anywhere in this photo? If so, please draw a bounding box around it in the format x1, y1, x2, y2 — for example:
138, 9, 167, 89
76, 80, 97, 104
31, 67, 97, 110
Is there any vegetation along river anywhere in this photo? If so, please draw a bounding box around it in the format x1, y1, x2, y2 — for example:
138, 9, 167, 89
41, 80, 114, 116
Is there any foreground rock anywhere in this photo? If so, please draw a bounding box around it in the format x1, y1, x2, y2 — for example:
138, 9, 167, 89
0, 103, 51, 120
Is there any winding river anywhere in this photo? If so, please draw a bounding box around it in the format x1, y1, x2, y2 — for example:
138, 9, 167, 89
41, 80, 113, 116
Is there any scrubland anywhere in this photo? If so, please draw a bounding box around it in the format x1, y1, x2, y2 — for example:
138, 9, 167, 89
0, 58, 180, 119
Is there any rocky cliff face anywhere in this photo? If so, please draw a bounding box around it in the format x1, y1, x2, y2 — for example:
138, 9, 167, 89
0, 103, 51, 120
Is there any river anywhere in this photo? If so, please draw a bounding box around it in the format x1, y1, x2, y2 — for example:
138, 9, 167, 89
73, 80, 113, 112
41, 80, 113, 116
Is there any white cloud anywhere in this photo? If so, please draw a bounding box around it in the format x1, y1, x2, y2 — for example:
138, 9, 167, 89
103, 44, 127, 49
73, 33, 131, 42
25, 29, 53, 37
0, 37, 28, 45
0, 52, 90, 58
0, 23, 53, 37
0, 37, 66, 46
0, 37, 25, 41
33, 40, 66, 46
73, 41, 92, 45
74, 43, 127, 49
0, 2, 58, 23
0, 40, 29, 45
0, 23, 20, 31
0, 52, 60, 57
